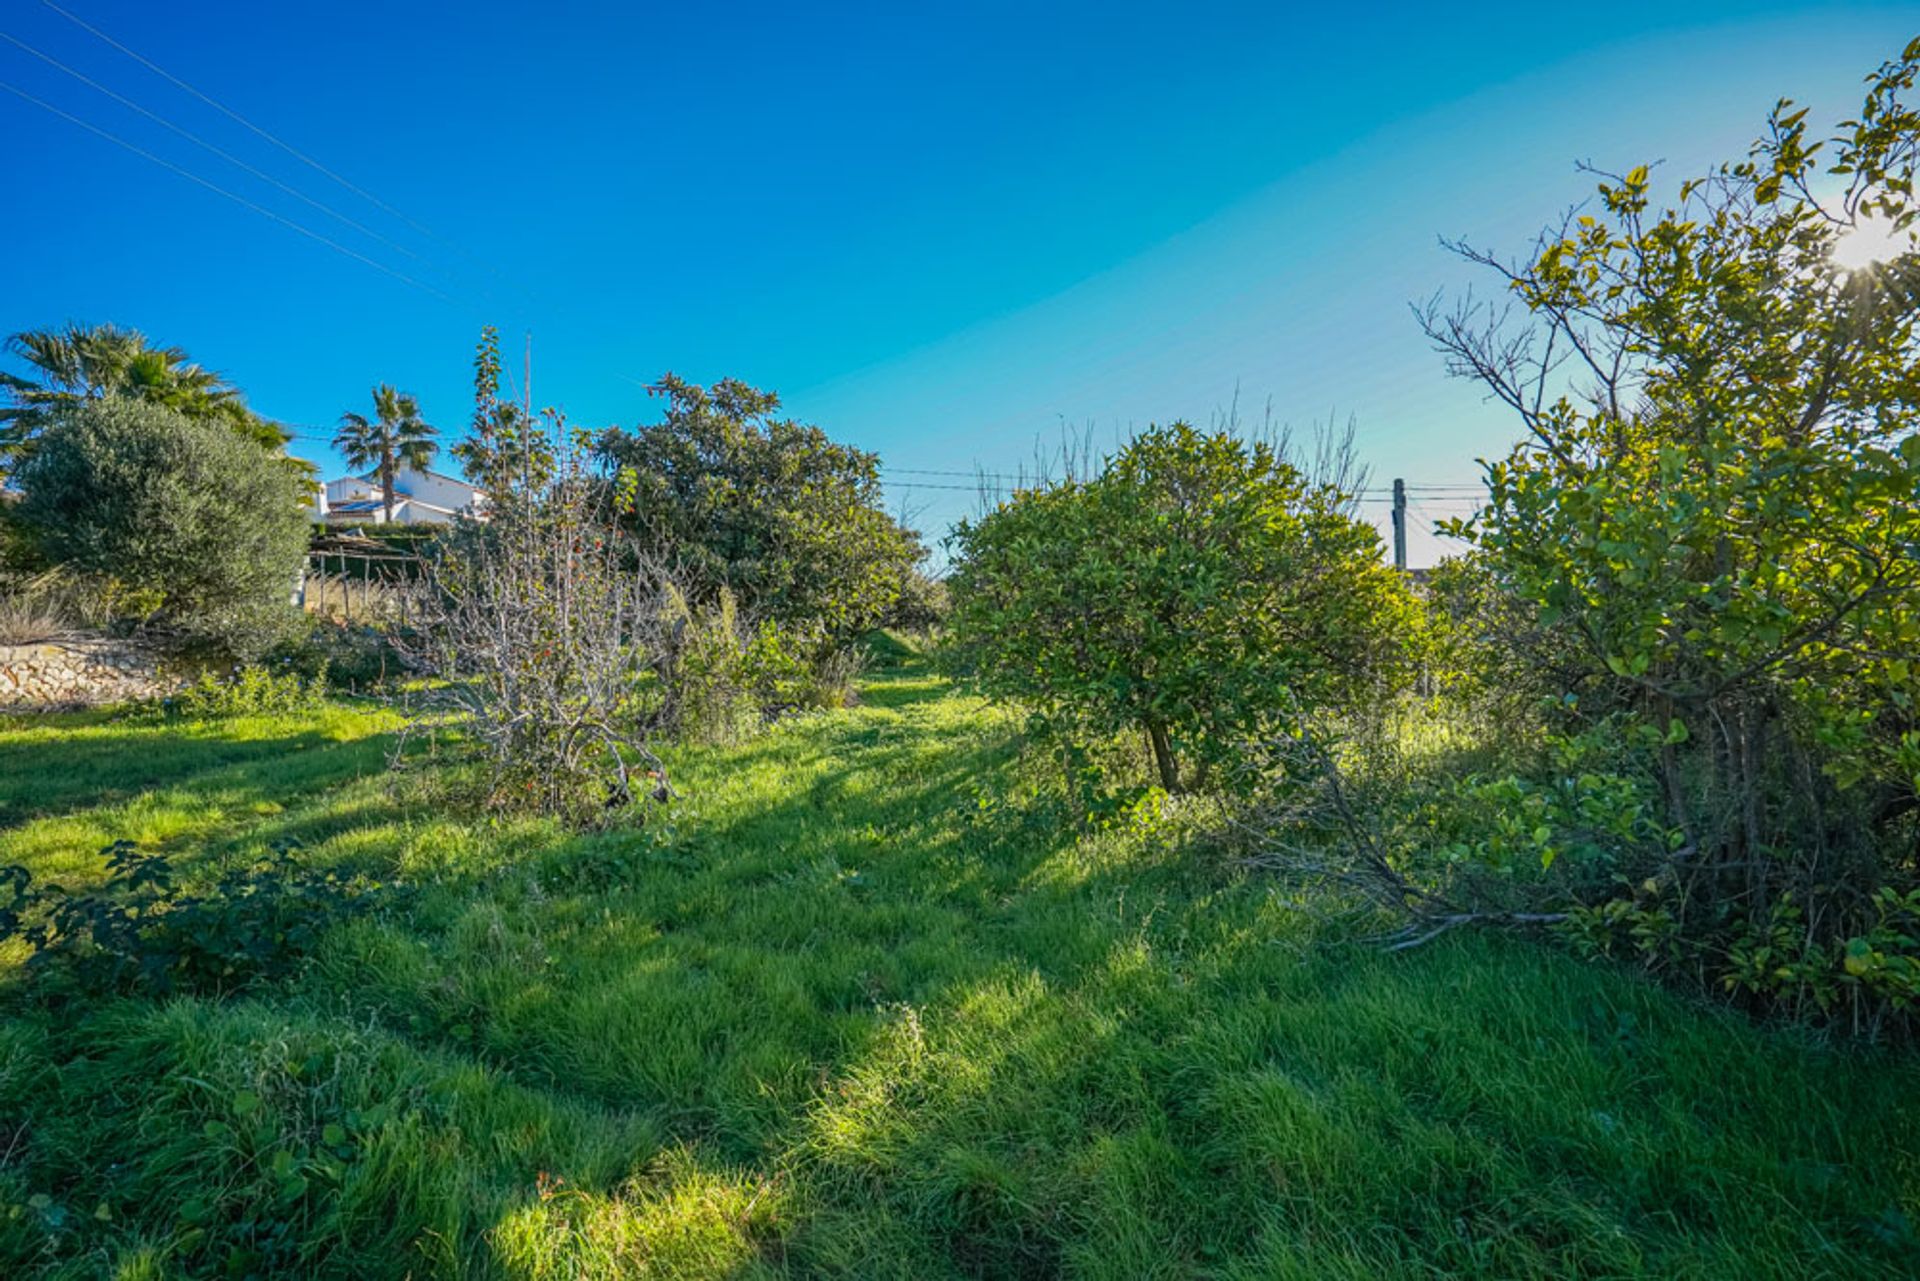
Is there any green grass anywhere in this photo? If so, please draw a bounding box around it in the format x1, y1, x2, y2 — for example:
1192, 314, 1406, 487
0, 665, 1915, 1277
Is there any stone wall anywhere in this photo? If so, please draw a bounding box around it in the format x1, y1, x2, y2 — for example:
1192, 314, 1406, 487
0, 637, 178, 711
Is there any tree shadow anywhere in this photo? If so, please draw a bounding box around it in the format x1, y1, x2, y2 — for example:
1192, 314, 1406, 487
0, 716, 388, 831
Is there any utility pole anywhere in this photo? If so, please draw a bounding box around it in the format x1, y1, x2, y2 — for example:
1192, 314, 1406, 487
1391, 477, 1407, 572
524, 331, 533, 422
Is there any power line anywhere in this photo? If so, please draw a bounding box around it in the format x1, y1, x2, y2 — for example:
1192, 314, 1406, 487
38, 0, 525, 299
41, 0, 435, 239
0, 78, 455, 303
880, 463, 1484, 496
0, 28, 439, 278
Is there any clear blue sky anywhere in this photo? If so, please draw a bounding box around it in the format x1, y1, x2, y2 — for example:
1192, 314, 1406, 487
3, 1, 1915, 564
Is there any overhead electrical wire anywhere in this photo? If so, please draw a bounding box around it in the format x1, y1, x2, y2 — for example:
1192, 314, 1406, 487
0, 28, 437, 274
37, 0, 537, 309
40, 0, 442, 244
0, 78, 456, 303
8, 4, 1501, 494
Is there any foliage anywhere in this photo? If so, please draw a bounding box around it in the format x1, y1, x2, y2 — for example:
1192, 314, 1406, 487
271, 620, 405, 690
334, 384, 439, 523
883, 567, 951, 634
401, 414, 673, 824
0, 322, 289, 472
450, 324, 549, 498
160, 664, 329, 721
11, 398, 311, 661
0, 669, 1916, 1276
1414, 39, 1920, 1029
800, 640, 868, 711
596, 374, 923, 646
0, 839, 397, 998
946, 421, 1418, 797
655, 583, 807, 746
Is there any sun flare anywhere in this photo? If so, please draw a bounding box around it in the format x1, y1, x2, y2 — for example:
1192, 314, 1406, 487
1831, 212, 1912, 272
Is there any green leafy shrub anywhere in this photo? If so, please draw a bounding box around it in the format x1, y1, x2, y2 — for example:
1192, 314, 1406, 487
596, 374, 924, 647
657, 583, 808, 745
162, 664, 328, 720
270, 620, 406, 690
0, 840, 401, 998
1408, 39, 1920, 1032
10, 398, 309, 661
947, 422, 1417, 799
883, 569, 951, 634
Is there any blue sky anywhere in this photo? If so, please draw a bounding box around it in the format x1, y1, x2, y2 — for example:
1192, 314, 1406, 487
3, 1, 1915, 564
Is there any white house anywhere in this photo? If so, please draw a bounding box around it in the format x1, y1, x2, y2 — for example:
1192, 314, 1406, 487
319, 465, 487, 525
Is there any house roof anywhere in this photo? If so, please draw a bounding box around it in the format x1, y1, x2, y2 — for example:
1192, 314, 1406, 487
353, 465, 482, 490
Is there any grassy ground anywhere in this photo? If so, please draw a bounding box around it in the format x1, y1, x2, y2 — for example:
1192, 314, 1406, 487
0, 659, 1915, 1278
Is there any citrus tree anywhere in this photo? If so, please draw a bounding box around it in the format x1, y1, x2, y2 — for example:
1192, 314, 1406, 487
947, 422, 1416, 797
1421, 39, 1920, 1019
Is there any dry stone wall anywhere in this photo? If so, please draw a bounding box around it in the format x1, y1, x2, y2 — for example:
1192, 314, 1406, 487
0, 637, 178, 711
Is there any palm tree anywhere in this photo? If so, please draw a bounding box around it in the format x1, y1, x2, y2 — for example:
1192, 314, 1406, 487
0, 323, 285, 466
335, 384, 438, 522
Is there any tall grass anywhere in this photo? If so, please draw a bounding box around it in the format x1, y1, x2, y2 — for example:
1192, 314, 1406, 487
0, 662, 1913, 1276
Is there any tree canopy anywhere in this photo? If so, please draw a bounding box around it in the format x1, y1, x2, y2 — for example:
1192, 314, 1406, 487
947, 422, 1416, 796
596, 374, 922, 645
1413, 37, 1920, 1017
0, 323, 288, 470
12, 398, 310, 659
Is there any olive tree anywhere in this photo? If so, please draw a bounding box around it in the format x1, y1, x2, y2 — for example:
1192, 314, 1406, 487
946, 422, 1416, 796
13, 397, 309, 659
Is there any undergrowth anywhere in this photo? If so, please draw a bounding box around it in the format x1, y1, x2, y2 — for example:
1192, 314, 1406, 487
0, 662, 1912, 1277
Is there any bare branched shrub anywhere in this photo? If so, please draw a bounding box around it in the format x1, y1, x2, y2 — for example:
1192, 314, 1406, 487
1241, 732, 1571, 950
397, 417, 672, 824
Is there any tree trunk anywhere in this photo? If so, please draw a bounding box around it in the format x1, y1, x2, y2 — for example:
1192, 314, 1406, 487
1145, 720, 1180, 793
381, 447, 396, 523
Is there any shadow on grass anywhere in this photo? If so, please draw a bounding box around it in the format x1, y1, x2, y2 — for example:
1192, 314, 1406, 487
7, 684, 1920, 1277
0, 715, 390, 832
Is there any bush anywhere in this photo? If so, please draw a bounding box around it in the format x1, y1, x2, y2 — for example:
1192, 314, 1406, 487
596, 374, 924, 646
161, 664, 328, 720
270, 621, 405, 690
1396, 39, 1920, 1034
401, 414, 674, 824
0, 840, 399, 999
947, 422, 1417, 802
11, 398, 309, 661
883, 569, 950, 635
656, 584, 807, 745
799, 642, 867, 710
